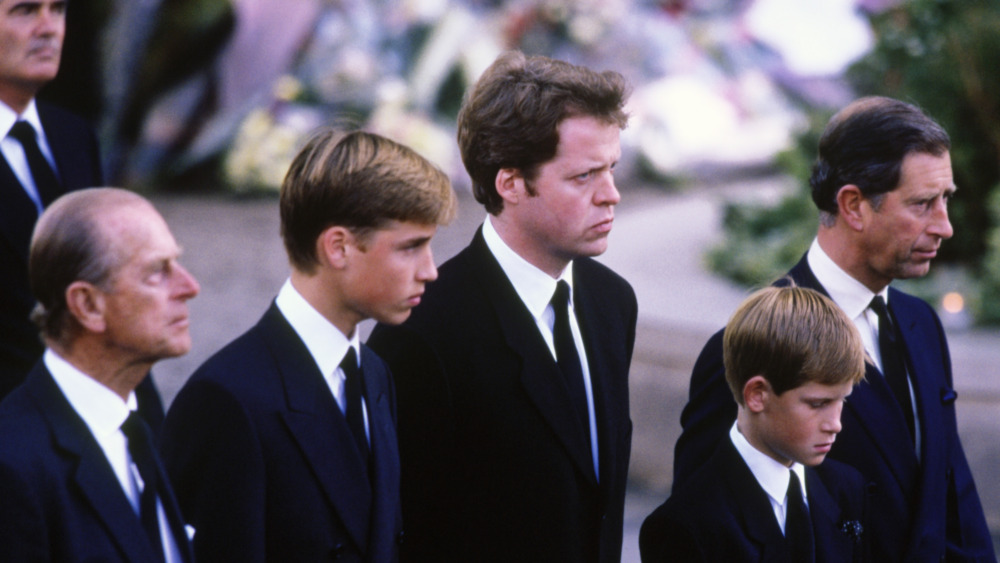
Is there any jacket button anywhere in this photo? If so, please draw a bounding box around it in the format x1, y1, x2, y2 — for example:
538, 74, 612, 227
397, 530, 405, 545
331, 543, 346, 560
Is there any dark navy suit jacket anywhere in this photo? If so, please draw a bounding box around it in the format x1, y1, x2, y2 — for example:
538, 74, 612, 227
162, 303, 403, 563
0, 362, 193, 562
641, 438, 869, 563
367, 227, 637, 562
673, 254, 995, 562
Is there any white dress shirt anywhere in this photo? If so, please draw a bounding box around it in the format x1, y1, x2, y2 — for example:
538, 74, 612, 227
0, 99, 60, 214
730, 422, 808, 534
45, 350, 184, 563
275, 279, 369, 441
482, 217, 599, 479
807, 239, 921, 451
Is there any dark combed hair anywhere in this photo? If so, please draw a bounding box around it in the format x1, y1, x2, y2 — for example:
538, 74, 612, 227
457, 50, 630, 215
809, 96, 950, 215
280, 129, 456, 273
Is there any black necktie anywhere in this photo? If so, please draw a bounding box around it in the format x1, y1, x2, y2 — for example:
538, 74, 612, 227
870, 296, 915, 441
8, 121, 62, 207
121, 412, 166, 563
786, 470, 815, 563
551, 281, 591, 448
341, 348, 369, 467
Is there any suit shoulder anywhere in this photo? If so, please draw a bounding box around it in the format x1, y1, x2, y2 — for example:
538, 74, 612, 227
174, 321, 283, 410
813, 458, 867, 495
887, 287, 940, 319
576, 257, 634, 293
37, 102, 96, 136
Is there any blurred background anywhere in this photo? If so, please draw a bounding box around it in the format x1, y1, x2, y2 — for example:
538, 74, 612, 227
40, 0, 1000, 557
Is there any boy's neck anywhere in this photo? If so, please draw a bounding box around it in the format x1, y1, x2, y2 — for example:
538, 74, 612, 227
290, 269, 358, 339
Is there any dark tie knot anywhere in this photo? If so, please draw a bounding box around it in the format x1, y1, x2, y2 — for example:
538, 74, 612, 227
340, 347, 359, 380
869, 295, 891, 324
8, 120, 38, 143
551, 280, 571, 309
869, 295, 896, 342
121, 411, 154, 453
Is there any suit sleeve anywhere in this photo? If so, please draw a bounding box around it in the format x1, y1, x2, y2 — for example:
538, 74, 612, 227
671, 329, 737, 489
160, 379, 267, 563
0, 461, 49, 561
929, 311, 996, 561
366, 322, 460, 561
638, 503, 707, 563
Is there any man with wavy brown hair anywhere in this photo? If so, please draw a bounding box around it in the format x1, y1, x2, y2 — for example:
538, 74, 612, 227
369, 51, 635, 562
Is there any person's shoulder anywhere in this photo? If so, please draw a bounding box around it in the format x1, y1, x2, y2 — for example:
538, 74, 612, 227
575, 256, 632, 291
0, 386, 56, 466
36, 102, 94, 133
179, 314, 280, 401
813, 457, 867, 493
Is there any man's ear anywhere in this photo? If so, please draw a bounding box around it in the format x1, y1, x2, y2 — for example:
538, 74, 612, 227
743, 375, 772, 414
318, 226, 351, 269
65, 281, 106, 333
496, 168, 524, 206
836, 184, 866, 231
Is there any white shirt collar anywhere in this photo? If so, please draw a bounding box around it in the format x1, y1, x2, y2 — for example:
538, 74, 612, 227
0, 99, 45, 139
807, 238, 889, 317
482, 216, 575, 320
275, 278, 360, 378
730, 422, 806, 507
44, 348, 137, 440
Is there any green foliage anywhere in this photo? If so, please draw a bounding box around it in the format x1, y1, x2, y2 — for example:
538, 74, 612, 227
978, 187, 1000, 323
707, 110, 830, 287
706, 189, 815, 287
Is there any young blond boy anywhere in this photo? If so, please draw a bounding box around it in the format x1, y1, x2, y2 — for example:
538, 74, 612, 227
161, 130, 456, 563
641, 285, 869, 563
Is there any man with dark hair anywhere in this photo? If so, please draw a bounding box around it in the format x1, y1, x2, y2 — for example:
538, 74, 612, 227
0, 188, 198, 562
674, 96, 995, 562
0, 0, 166, 431
367, 51, 636, 562
162, 129, 456, 562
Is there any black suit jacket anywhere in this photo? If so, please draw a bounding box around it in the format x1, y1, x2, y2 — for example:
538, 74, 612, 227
641, 437, 868, 563
367, 227, 638, 563
0, 361, 192, 562
673, 254, 995, 562
162, 303, 403, 563
0, 102, 102, 394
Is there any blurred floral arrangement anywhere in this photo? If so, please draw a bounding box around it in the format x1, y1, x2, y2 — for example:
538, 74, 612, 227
149, 0, 847, 195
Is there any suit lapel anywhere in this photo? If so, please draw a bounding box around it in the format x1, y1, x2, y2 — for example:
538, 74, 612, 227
888, 289, 946, 461
718, 441, 788, 562
360, 346, 401, 563
0, 155, 37, 261
26, 367, 161, 563
259, 305, 373, 554
469, 231, 597, 484
806, 468, 853, 563
573, 260, 630, 495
